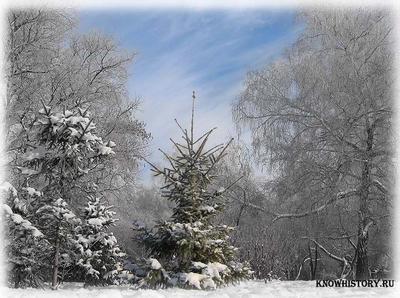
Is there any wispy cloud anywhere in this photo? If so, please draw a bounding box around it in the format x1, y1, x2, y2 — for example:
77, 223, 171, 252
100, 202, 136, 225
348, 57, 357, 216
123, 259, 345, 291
78, 9, 302, 183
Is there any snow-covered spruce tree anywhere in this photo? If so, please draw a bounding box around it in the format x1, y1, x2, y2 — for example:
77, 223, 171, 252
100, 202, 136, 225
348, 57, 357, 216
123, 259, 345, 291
136, 92, 252, 289
75, 195, 125, 286
4, 170, 79, 288
2, 183, 48, 288
14, 104, 115, 288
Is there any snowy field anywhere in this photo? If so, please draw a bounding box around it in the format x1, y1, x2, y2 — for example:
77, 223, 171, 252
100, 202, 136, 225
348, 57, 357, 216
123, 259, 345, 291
3, 280, 399, 298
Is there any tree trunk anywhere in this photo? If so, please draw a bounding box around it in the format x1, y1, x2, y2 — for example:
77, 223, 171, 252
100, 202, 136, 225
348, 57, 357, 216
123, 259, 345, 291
236, 201, 246, 227
355, 229, 369, 280
355, 123, 373, 280
14, 265, 21, 288
308, 241, 314, 280
312, 243, 318, 279
52, 234, 60, 289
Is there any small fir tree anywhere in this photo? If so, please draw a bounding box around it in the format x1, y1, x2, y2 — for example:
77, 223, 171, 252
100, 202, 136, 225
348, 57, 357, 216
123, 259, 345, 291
75, 195, 125, 285
137, 92, 252, 289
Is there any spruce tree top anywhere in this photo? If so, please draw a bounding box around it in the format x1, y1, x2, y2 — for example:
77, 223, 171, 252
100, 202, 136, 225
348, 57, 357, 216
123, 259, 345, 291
147, 91, 234, 224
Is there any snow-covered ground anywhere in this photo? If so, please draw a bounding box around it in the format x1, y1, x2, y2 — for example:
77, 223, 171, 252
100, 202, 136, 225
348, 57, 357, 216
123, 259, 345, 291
2, 280, 399, 298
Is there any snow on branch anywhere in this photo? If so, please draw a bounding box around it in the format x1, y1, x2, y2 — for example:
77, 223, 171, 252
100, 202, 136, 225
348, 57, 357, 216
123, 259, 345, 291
3, 204, 44, 238
232, 189, 359, 223
371, 179, 388, 195
295, 256, 311, 280
301, 237, 353, 279
272, 189, 358, 223
301, 237, 346, 264
362, 220, 374, 236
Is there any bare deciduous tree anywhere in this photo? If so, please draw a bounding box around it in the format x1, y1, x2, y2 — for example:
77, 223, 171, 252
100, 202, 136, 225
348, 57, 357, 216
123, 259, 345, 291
233, 9, 392, 280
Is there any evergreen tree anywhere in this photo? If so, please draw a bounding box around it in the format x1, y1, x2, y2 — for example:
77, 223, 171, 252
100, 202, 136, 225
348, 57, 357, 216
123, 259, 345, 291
75, 195, 125, 286
9, 104, 115, 288
137, 92, 252, 289
2, 183, 48, 288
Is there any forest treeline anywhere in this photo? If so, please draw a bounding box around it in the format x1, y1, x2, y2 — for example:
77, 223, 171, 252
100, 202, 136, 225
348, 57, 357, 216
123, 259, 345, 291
2, 8, 393, 289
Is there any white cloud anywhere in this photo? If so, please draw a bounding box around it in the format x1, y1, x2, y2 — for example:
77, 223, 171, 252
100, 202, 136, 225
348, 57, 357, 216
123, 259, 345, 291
79, 10, 302, 183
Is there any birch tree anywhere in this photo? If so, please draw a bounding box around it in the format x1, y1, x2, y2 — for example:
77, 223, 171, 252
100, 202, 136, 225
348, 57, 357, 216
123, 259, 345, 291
233, 9, 392, 280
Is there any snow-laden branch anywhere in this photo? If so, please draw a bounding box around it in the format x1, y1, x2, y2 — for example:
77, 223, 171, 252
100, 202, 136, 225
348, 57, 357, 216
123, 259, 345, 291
272, 189, 358, 223
362, 220, 375, 236
3, 204, 44, 238
301, 237, 353, 279
301, 237, 348, 264
371, 179, 388, 195
295, 256, 311, 280
231, 189, 359, 224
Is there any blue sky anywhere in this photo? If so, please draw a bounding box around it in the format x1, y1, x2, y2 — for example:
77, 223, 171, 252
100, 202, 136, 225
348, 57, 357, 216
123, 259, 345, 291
78, 9, 303, 182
